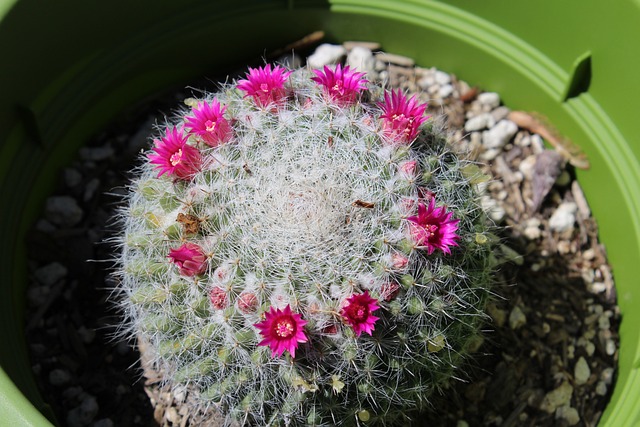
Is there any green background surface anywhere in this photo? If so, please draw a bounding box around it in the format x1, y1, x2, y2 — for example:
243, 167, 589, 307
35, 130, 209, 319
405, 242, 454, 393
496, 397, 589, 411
1, 1, 639, 425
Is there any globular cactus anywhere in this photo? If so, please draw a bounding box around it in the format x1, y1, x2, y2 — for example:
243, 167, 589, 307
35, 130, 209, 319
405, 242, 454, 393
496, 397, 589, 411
117, 63, 494, 426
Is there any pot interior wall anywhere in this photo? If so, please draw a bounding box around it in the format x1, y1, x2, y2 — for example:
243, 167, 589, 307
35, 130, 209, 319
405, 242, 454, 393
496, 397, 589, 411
1, 1, 639, 425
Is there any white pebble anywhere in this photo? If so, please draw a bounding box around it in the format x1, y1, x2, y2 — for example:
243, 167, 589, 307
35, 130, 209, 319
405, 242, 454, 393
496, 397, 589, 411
530, 134, 545, 154
555, 406, 580, 426
34, 262, 68, 287
67, 395, 99, 427
307, 44, 346, 68
524, 218, 542, 240
480, 195, 506, 222
573, 357, 590, 385
438, 84, 454, 98
45, 195, 84, 228
477, 92, 501, 108
595, 381, 608, 396
49, 369, 72, 386
549, 202, 577, 232
464, 113, 494, 132
346, 46, 375, 75
83, 178, 100, 202
518, 155, 537, 181
598, 314, 611, 330
79, 145, 114, 162
540, 381, 573, 413
64, 168, 83, 188
434, 70, 451, 85
509, 306, 527, 330
606, 339, 617, 356
417, 75, 435, 90
482, 120, 518, 150
480, 148, 502, 161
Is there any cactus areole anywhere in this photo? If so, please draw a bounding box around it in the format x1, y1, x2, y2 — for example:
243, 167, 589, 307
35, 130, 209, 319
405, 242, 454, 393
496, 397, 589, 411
117, 65, 494, 426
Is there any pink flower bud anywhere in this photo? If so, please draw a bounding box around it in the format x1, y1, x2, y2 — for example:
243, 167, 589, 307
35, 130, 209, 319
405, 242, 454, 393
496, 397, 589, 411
168, 243, 207, 276
237, 292, 258, 314
380, 282, 401, 301
399, 160, 418, 178
391, 253, 409, 269
209, 286, 228, 310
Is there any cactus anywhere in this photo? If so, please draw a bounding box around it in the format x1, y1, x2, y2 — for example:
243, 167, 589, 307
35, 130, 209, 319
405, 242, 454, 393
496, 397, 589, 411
116, 64, 494, 426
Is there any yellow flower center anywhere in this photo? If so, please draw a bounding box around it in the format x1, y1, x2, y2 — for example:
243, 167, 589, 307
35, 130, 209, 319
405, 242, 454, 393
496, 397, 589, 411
170, 149, 183, 166
205, 120, 216, 132
275, 319, 294, 338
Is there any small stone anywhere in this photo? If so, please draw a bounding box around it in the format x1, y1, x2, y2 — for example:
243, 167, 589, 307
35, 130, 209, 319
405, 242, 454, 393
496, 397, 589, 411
49, 369, 72, 386
64, 168, 83, 188
555, 406, 580, 426
165, 407, 180, 424
34, 262, 68, 287
480, 148, 502, 161
606, 338, 617, 356
530, 134, 545, 154
583, 248, 596, 260
347, 46, 375, 75
307, 44, 346, 68
79, 145, 114, 162
343, 41, 381, 51
518, 154, 537, 180
523, 218, 542, 240
574, 357, 590, 385
540, 381, 573, 413
464, 113, 494, 132
595, 381, 608, 396
549, 202, 578, 232
67, 395, 99, 427
434, 70, 451, 85
477, 92, 501, 109
480, 195, 506, 223
83, 178, 100, 202
601, 367, 615, 384
482, 120, 518, 150
45, 195, 84, 228
487, 303, 507, 327
77, 326, 96, 344
374, 52, 415, 67
438, 84, 454, 98
509, 306, 527, 330
555, 170, 571, 187
598, 314, 611, 330
491, 106, 510, 122
456, 421, 470, 427
417, 75, 435, 90
35, 219, 57, 233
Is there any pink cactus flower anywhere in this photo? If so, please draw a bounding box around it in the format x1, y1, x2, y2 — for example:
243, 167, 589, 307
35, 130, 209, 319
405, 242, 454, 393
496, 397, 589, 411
237, 292, 258, 314
312, 64, 368, 105
255, 305, 308, 358
168, 242, 208, 276
341, 291, 380, 337
237, 64, 292, 108
148, 126, 202, 180
379, 89, 429, 144
209, 286, 228, 310
406, 198, 460, 255
184, 99, 233, 147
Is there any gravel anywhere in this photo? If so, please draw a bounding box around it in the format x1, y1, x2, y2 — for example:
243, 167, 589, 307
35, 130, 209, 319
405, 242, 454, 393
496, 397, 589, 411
24, 38, 619, 426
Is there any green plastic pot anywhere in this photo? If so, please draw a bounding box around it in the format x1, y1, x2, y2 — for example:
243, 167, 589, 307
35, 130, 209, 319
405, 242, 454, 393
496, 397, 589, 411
1, 1, 639, 425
